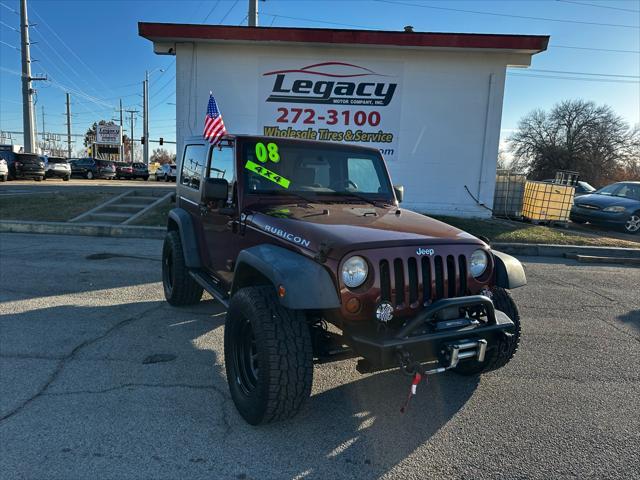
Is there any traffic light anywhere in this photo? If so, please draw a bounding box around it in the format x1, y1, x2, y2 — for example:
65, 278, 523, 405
159, 137, 164, 146
141, 136, 145, 145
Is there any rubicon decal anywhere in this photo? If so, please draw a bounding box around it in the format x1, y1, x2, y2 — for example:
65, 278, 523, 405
264, 225, 311, 248
263, 62, 397, 106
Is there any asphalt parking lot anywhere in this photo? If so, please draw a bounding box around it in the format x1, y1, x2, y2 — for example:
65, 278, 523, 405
0, 233, 638, 479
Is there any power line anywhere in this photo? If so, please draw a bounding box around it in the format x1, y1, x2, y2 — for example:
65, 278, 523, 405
202, 0, 221, 23
0, 19, 19, 33
551, 44, 640, 54
219, 0, 240, 24
527, 68, 639, 79
374, 0, 640, 29
0, 40, 19, 51
556, 0, 640, 13
0, 2, 18, 15
261, 12, 370, 29
30, 7, 119, 99
507, 72, 639, 84
259, 11, 639, 55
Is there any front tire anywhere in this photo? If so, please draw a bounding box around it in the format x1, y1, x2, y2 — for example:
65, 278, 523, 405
63, 176, 70, 181
162, 231, 203, 306
225, 286, 313, 425
453, 287, 521, 375
623, 213, 640, 234
86, 171, 94, 180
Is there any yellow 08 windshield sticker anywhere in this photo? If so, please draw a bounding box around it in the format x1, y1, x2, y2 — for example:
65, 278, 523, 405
245, 160, 291, 189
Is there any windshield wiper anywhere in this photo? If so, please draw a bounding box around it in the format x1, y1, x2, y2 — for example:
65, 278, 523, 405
256, 190, 317, 206
338, 191, 388, 208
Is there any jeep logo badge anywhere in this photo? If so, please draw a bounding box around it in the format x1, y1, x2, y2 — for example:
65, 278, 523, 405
416, 248, 435, 256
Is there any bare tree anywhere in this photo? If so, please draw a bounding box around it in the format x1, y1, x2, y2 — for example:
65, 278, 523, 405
151, 147, 172, 164
509, 100, 637, 185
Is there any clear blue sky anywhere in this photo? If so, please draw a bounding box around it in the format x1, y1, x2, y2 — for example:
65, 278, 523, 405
1, 0, 639, 155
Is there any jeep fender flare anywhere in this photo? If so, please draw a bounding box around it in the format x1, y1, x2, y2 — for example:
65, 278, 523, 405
167, 208, 201, 269
231, 244, 341, 310
492, 250, 527, 289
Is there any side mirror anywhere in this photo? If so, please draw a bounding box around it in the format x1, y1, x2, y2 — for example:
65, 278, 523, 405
202, 177, 229, 202
393, 185, 404, 203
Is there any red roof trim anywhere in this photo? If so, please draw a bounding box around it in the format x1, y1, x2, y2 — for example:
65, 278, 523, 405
138, 23, 549, 52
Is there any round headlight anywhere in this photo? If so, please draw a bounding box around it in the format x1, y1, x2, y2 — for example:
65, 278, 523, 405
341, 256, 368, 288
469, 249, 488, 278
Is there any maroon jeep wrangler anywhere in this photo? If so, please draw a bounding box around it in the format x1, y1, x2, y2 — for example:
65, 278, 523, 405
162, 135, 526, 425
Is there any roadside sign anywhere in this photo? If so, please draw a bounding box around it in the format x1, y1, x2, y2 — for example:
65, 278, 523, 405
96, 124, 122, 145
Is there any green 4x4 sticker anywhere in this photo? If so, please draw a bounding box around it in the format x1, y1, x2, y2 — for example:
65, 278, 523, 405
245, 160, 290, 189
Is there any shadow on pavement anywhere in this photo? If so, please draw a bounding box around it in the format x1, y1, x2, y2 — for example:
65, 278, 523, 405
617, 309, 639, 334
0, 295, 479, 479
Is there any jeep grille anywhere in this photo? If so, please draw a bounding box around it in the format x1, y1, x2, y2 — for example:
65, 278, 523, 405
379, 254, 468, 307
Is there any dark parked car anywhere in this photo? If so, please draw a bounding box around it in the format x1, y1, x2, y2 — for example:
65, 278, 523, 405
70, 158, 116, 179
543, 179, 596, 197
0, 150, 45, 181
570, 181, 640, 234
116, 162, 150, 180
44, 156, 71, 181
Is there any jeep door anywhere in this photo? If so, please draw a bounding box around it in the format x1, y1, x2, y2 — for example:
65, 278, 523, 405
200, 143, 239, 288
177, 143, 208, 256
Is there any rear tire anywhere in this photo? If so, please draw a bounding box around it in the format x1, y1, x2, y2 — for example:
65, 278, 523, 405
63, 176, 70, 181
453, 287, 521, 375
162, 231, 203, 306
86, 171, 94, 180
0, 175, 6, 182
225, 286, 313, 425
35, 176, 42, 182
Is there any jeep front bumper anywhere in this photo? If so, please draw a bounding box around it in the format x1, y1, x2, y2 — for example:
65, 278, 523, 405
345, 295, 515, 372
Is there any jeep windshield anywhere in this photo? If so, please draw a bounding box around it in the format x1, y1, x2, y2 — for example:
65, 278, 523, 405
239, 138, 395, 204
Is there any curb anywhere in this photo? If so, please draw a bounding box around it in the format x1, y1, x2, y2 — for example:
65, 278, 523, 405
492, 242, 640, 259
1, 222, 639, 258
0, 220, 165, 239
565, 254, 640, 265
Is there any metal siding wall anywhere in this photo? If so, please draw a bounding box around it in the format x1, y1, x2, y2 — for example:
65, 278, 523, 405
176, 43, 510, 218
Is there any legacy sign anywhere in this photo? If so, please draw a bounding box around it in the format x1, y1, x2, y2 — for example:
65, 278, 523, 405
96, 124, 122, 145
258, 60, 402, 161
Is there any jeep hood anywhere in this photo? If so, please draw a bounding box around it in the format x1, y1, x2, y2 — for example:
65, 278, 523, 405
247, 203, 484, 259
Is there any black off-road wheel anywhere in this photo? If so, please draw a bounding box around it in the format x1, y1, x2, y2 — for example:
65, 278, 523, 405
453, 287, 521, 376
161, 231, 203, 306
225, 286, 313, 425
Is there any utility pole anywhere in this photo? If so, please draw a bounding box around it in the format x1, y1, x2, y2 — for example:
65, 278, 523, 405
119, 99, 124, 161
41, 105, 45, 146
65, 93, 72, 158
19, 0, 36, 152
126, 109, 138, 162
248, 0, 258, 26
143, 75, 149, 166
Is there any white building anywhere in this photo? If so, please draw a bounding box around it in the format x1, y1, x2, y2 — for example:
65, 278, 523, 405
140, 23, 547, 217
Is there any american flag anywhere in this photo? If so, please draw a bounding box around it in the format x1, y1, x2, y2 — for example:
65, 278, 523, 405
203, 93, 227, 145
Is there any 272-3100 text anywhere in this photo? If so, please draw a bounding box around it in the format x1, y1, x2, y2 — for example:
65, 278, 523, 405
276, 108, 381, 127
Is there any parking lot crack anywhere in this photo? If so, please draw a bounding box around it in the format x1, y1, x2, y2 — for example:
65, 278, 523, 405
0, 303, 164, 423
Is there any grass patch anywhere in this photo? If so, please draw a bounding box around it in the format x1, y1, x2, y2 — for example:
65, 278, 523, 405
0, 192, 112, 222
432, 215, 639, 249
131, 201, 173, 226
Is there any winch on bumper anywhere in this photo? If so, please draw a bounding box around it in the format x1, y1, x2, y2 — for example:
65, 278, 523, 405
345, 295, 515, 374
